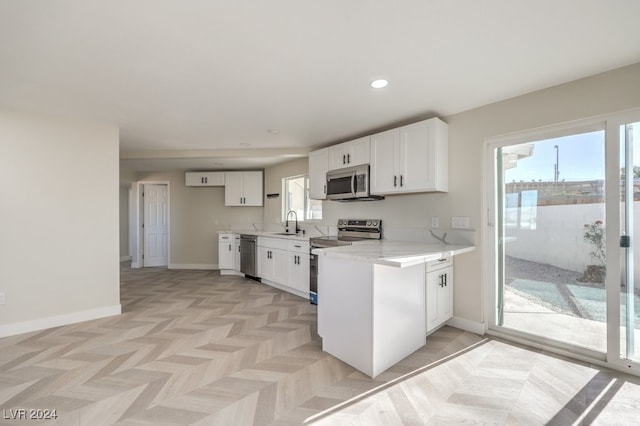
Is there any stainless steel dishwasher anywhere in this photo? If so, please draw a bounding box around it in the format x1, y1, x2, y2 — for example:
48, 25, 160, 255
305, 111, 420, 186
240, 234, 258, 277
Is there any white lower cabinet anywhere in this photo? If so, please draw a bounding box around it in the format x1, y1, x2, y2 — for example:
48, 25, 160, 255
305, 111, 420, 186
425, 257, 453, 334
286, 240, 310, 294
218, 233, 234, 270
257, 237, 309, 298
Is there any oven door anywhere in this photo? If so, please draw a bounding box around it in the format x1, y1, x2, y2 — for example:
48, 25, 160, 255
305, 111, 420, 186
326, 165, 369, 200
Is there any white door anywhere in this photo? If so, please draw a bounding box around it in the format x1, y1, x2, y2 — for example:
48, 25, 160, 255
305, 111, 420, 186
143, 184, 168, 267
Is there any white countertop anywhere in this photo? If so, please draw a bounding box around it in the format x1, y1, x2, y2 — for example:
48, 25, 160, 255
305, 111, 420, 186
313, 240, 475, 268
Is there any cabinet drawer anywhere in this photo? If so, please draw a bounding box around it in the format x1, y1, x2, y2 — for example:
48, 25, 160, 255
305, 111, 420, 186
219, 233, 233, 242
426, 257, 452, 272
257, 237, 288, 250
287, 240, 309, 253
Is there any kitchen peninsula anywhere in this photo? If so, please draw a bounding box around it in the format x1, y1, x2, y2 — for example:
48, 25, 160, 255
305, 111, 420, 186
315, 241, 474, 378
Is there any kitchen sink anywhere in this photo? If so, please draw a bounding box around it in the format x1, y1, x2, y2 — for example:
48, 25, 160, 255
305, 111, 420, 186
273, 232, 299, 236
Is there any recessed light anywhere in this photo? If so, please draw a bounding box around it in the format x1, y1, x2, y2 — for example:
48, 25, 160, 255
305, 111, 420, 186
370, 79, 388, 89
267, 129, 280, 135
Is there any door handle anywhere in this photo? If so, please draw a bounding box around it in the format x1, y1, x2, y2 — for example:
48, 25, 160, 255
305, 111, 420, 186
351, 172, 356, 197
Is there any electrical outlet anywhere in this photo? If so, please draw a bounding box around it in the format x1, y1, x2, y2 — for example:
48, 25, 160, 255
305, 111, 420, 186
431, 217, 440, 228
0, 292, 5, 305
451, 216, 470, 229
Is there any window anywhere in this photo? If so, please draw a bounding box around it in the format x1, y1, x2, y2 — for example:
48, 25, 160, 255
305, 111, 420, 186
283, 175, 322, 221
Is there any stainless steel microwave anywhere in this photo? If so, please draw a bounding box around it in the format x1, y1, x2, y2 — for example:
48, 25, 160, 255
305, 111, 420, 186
325, 164, 384, 201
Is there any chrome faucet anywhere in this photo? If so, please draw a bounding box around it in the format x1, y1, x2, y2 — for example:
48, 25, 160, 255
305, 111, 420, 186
285, 210, 300, 234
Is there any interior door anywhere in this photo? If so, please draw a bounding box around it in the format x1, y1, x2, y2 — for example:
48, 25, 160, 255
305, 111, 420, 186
143, 184, 168, 267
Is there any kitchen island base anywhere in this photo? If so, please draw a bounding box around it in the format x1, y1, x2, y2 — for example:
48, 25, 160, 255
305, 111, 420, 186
318, 256, 426, 378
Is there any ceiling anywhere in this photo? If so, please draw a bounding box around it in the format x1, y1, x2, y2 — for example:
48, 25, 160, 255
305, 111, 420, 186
1, 1, 639, 173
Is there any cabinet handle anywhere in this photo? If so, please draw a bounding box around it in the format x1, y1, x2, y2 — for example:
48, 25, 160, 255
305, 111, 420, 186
294, 245, 301, 248
400, 175, 403, 187
343, 154, 346, 164
205, 177, 208, 184
228, 244, 231, 251
394, 175, 397, 187
347, 153, 351, 163
324, 184, 326, 195
444, 273, 447, 287
201, 177, 205, 184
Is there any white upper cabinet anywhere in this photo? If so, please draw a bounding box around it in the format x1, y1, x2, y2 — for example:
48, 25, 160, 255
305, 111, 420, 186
371, 118, 448, 195
224, 171, 263, 206
308, 148, 329, 200
327, 136, 370, 170
185, 172, 225, 186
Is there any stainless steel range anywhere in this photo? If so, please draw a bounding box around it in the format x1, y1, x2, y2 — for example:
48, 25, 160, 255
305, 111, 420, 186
309, 219, 382, 304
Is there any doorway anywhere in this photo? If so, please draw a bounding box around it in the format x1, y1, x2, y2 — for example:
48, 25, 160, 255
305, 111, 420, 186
132, 182, 170, 268
485, 110, 640, 374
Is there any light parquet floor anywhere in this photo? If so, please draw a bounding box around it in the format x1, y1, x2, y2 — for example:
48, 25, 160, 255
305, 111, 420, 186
1, 264, 640, 425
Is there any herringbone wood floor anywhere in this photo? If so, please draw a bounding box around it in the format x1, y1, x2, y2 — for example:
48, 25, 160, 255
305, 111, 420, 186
1, 264, 640, 425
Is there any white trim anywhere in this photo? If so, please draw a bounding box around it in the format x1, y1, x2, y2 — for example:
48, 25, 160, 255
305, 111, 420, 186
120, 256, 132, 262
0, 305, 122, 339
131, 262, 140, 269
220, 269, 244, 276
168, 263, 217, 270
447, 316, 486, 335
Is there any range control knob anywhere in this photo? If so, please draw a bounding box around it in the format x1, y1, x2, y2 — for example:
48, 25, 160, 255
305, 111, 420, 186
372, 221, 378, 226
366, 221, 371, 226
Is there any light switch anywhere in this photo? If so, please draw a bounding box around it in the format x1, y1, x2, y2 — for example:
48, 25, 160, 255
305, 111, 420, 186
431, 217, 440, 228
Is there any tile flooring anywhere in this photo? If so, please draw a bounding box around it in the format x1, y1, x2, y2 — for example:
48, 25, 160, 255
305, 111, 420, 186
1, 264, 640, 425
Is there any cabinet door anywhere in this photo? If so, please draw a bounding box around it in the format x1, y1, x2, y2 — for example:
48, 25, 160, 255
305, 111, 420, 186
348, 136, 370, 166
241, 171, 263, 206
328, 144, 350, 170
218, 239, 234, 270
271, 249, 288, 285
401, 118, 448, 193
186, 172, 225, 186
426, 266, 454, 333
308, 148, 328, 200
257, 246, 272, 280
287, 252, 310, 293
224, 172, 244, 206
400, 120, 433, 192
439, 267, 453, 322
370, 129, 399, 194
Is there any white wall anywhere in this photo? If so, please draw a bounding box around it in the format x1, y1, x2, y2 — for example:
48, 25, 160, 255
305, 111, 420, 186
0, 110, 120, 337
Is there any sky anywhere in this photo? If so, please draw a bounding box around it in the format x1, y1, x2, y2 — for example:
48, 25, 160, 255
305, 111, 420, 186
505, 124, 640, 182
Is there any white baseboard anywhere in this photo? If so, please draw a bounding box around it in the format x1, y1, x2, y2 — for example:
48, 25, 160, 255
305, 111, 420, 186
168, 263, 217, 270
131, 262, 139, 268
220, 270, 244, 276
120, 256, 132, 262
446, 316, 486, 335
0, 304, 122, 339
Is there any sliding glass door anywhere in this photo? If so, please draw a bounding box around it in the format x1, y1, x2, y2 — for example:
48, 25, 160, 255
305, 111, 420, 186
487, 110, 640, 372
620, 120, 640, 364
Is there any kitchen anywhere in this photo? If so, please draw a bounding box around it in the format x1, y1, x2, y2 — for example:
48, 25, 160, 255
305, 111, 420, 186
2, 2, 640, 422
